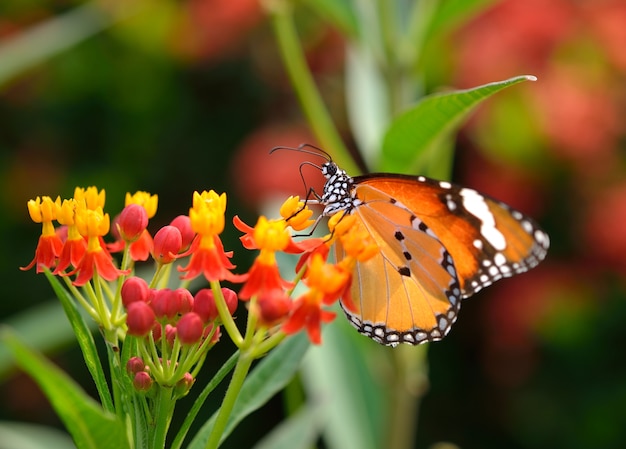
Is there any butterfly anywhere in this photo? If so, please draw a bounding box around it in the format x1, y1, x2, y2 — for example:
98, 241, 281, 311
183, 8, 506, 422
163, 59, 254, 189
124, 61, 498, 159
273, 145, 550, 347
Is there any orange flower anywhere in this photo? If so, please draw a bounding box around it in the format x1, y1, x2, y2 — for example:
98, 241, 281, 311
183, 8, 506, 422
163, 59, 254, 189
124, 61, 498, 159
237, 216, 293, 300
21, 196, 64, 273
282, 253, 351, 344
53, 198, 87, 274
178, 191, 242, 282
67, 204, 128, 286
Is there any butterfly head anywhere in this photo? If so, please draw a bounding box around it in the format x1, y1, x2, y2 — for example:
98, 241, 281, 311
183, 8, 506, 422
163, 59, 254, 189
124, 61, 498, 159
320, 161, 361, 217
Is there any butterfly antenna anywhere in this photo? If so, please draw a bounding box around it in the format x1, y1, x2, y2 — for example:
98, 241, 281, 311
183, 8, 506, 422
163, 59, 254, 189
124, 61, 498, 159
269, 143, 333, 162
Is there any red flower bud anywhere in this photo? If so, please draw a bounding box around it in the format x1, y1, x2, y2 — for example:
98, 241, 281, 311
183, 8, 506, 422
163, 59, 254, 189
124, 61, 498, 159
126, 356, 146, 375
256, 289, 292, 326
151, 289, 179, 321
170, 215, 195, 250
222, 288, 239, 316
152, 225, 182, 264
193, 288, 218, 323
173, 288, 194, 314
117, 204, 148, 242
133, 371, 153, 392
174, 372, 195, 398
193, 288, 238, 323
127, 302, 156, 337
165, 324, 177, 347
177, 312, 204, 345
121, 276, 152, 307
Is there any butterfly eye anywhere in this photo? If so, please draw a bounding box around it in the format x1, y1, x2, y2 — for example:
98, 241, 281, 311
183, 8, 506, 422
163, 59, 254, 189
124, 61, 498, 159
322, 163, 337, 177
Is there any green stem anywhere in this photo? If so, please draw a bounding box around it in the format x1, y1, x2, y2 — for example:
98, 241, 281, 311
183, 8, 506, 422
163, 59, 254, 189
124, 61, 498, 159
152, 386, 176, 449
204, 351, 255, 449
210, 281, 243, 347
386, 344, 429, 449
268, 0, 359, 175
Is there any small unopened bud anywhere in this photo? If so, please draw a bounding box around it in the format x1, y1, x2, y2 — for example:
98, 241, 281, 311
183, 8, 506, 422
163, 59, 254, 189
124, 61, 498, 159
222, 288, 239, 316
152, 225, 182, 264
177, 312, 204, 345
117, 204, 148, 242
151, 289, 178, 321
174, 372, 195, 398
126, 356, 145, 375
193, 289, 218, 323
165, 324, 177, 347
256, 290, 292, 326
126, 302, 156, 337
133, 371, 153, 392
121, 276, 151, 307
170, 215, 195, 250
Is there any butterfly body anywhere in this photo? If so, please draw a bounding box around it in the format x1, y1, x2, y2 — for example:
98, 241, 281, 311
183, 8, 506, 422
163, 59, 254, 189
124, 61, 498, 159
320, 161, 549, 346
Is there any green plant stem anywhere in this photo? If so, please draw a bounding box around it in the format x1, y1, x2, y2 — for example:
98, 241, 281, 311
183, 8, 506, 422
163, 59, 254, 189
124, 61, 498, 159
171, 351, 239, 449
210, 281, 244, 347
204, 351, 255, 449
107, 344, 125, 420
152, 386, 176, 449
268, 0, 359, 175
386, 344, 429, 449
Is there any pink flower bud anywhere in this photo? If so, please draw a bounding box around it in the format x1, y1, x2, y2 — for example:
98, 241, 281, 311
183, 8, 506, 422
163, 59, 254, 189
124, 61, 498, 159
152, 225, 182, 264
177, 313, 204, 345
257, 290, 292, 326
126, 356, 145, 375
133, 371, 153, 392
152, 322, 162, 342
173, 288, 194, 314
165, 324, 177, 347
117, 204, 148, 242
193, 288, 218, 323
170, 215, 195, 250
121, 277, 152, 307
151, 289, 179, 321
222, 288, 239, 316
127, 302, 156, 337
174, 372, 195, 398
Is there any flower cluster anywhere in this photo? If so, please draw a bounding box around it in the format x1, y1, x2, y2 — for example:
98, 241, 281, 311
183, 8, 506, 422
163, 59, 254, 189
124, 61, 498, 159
23, 186, 377, 391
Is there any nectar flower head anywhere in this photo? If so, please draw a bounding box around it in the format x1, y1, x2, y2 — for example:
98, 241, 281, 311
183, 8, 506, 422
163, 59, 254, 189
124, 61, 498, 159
280, 196, 315, 231
126, 191, 158, 219
22, 196, 64, 273
189, 190, 227, 236
27, 196, 60, 225
75, 207, 110, 241
73, 186, 105, 210
253, 216, 290, 256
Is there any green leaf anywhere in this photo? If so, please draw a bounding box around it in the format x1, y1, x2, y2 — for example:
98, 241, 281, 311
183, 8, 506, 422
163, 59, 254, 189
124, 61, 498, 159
0, 329, 130, 449
188, 333, 310, 449
0, 299, 96, 380
0, 421, 75, 449
252, 404, 326, 449
44, 270, 114, 412
299, 318, 385, 449
426, 0, 497, 38
379, 75, 537, 175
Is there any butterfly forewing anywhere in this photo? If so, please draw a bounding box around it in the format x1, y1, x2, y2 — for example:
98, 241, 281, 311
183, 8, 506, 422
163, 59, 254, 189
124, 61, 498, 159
353, 174, 550, 297
335, 183, 461, 346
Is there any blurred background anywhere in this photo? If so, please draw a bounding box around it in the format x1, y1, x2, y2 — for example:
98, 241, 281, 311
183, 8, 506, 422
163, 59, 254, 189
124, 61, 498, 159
1, 0, 626, 448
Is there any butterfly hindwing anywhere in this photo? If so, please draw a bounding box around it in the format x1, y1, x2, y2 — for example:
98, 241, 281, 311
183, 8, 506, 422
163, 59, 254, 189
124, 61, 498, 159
335, 183, 461, 346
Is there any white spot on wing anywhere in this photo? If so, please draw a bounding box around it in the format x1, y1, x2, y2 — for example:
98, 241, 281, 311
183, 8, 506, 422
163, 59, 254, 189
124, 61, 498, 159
461, 189, 506, 251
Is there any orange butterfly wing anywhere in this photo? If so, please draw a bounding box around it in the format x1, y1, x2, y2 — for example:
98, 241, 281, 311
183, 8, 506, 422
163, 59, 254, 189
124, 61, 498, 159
334, 174, 549, 346
353, 174, 549, 297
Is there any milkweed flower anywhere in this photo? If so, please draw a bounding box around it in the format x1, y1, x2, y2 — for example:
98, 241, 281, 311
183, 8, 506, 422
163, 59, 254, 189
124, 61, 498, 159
52, 199, 87, 274
282, 253, 350, 344
68, 205, 128, 286
236, 216, 293, 300
21, 196, 64, 273
178, 190, 242, 282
